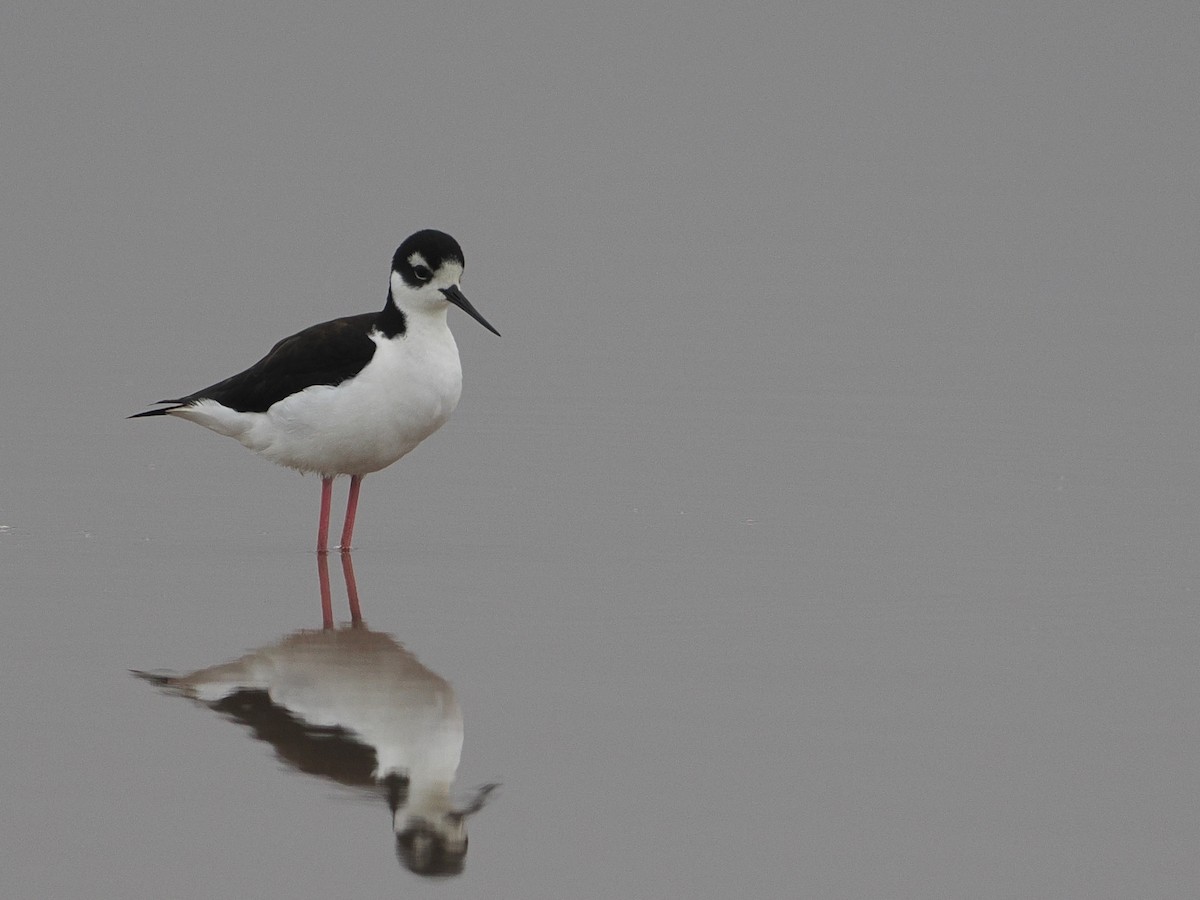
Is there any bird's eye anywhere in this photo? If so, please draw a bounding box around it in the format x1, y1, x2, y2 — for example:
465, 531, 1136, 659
412, 265, 432, 282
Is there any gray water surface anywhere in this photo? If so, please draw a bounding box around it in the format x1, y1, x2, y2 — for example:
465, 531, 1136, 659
2, 3, 1197, 898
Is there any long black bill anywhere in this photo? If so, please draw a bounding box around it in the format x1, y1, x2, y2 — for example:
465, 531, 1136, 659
441, 285, 500, 336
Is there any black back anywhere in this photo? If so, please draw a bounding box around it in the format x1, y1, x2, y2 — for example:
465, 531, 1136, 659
133, 310, 391, 415
210, 688, 380, 787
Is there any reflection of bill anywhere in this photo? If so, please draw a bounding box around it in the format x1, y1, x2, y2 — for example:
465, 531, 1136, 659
137, 555, 496, 877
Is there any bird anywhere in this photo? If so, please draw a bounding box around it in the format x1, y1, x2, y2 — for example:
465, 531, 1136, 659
136, 621, 498, 876
130, 229, 499, 553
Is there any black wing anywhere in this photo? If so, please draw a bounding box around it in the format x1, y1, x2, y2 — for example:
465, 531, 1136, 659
210, 688, 379, 788
132, 312, 380, 416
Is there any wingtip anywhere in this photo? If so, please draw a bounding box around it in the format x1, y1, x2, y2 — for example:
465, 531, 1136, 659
130, 669, 174, 686
128, 404, 181, 419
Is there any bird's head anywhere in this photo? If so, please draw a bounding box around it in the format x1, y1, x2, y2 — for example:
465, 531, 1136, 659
389, 230, 500, 336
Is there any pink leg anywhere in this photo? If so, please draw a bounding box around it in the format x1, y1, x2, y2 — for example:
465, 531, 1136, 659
339, 474, 363, 551
341, 551, 362, 626
317, 551, 333, 629
317, 475, 334, 554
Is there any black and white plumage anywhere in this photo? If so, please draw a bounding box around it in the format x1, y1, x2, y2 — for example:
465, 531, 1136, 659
130, 230, 499, 552
136, 617, 498, 876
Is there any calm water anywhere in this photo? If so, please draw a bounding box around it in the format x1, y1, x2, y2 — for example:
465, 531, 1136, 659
3, 3, 1197, 897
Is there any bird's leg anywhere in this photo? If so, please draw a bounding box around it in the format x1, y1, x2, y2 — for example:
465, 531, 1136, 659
339, 474, 363, 552
341, 550, 362, 625
317, 551, 334, 629
317, 475, 334, 554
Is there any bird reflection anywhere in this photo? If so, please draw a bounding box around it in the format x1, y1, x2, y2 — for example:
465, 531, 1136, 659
137, 552, 496, 877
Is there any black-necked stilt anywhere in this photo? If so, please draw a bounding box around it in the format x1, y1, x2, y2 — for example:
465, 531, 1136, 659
131, 230, 499, 552
136, 595, 498, 876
